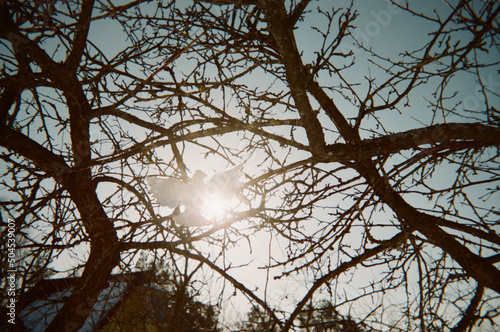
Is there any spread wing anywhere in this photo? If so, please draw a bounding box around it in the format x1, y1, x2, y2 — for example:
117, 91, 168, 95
208, 164, 244, 198
146, 177, 193, 208
147, 166, 248, 226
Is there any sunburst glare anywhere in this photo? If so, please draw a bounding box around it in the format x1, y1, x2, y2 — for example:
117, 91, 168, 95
201, 195, 231, 221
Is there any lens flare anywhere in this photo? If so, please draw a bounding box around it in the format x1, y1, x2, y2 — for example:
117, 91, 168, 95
202, 196, 229, 221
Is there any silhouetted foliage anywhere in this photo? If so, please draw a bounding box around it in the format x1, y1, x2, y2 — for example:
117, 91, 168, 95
297, 301, 369, 332
131, 254, 221, 332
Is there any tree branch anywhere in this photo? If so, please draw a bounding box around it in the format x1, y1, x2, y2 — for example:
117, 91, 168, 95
323, 122, 500, 162
451, 284, 484, 332
260, 0, 327, 154
283, 232, 408, 331
66, 0, 95, 71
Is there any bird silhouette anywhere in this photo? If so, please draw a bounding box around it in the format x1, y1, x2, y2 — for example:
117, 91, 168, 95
147, 165, 248, 227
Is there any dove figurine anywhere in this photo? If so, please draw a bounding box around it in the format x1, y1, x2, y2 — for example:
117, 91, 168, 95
147, 165, 248, 226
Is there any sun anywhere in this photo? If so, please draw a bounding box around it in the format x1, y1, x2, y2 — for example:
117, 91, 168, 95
201, 196, 230, 221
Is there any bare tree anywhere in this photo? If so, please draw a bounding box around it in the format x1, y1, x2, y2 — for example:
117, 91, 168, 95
1, 0, 499, 331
